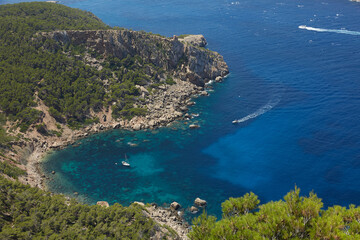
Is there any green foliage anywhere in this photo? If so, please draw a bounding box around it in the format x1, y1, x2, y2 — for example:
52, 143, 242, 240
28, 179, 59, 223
0, 176, 165, 239
221, 192, 259, 217
178, 34, 190, 39
0, 161, 25, 179
0, 114, 12, 148
165, 76, 176, 85
0, 2, 109, 130
189, 188, 360, 239
0, 3, 169, 129
188, 212, 217, 240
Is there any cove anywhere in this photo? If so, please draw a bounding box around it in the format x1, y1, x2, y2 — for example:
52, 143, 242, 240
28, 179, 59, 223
29, 0, 360, 218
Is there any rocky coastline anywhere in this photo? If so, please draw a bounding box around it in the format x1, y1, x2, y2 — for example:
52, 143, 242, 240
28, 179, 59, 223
2, 32, 228, 238
6, 71, 221, 240
6, 32, 228, 190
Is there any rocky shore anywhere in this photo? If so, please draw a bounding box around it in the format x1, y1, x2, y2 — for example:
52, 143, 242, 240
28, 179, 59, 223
2, 32, 228, 239
6, 33, 228, 190
6, 77, 213, 239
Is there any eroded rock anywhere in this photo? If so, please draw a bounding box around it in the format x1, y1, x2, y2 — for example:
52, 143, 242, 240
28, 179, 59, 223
170, 202, 181, 211
194, 197, 207, 207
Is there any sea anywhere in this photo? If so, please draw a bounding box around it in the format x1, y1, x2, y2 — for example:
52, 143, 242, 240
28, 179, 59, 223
3, 0, 360, 219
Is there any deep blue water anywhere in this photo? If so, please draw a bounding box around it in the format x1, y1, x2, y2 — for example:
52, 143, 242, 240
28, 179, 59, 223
4, 0, 360, 218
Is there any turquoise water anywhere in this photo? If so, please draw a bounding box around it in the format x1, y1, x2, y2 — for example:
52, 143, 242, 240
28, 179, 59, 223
4, 0, 360, 218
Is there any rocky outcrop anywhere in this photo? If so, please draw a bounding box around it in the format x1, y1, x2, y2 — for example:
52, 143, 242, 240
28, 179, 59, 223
194, 197, 207, 207
97, 201, 110, 208
170, 201, 181, 211
145, 205, 189, 240
40, 29, 228, 87
190, 206, 199, 214
179, 34, 207, 47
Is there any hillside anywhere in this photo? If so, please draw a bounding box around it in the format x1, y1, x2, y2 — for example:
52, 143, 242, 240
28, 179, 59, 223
0, 2, 228, 136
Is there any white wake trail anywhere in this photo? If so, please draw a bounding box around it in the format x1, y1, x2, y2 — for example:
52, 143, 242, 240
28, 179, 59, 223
232, 98, 280, 124
298, 25, 360, 36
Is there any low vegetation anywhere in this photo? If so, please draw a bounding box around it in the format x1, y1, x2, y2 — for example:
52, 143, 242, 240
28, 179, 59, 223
0, 175, 166, 240
189, 188, 360, 239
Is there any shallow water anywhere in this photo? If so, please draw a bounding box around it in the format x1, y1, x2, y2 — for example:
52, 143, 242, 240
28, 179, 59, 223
4, 0, 360, 218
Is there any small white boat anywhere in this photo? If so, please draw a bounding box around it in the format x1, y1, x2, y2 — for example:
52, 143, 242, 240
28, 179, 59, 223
122, 161, 130, 167
122, 154, 130, 167
232, 120, 239, 124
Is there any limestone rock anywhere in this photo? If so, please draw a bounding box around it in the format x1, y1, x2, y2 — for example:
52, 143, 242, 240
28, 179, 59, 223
194, 197, 207, 207
133, 201, 145, 207
215, 76, 223, 82
97, 201, 110, 208
200, 91, 209, 96
133, 124, 141, 131
190, 206, 199, 213
170, 202, 181, 211
42, 29, 229, 87
50, 142, 62, 148
179, 34, 207, 47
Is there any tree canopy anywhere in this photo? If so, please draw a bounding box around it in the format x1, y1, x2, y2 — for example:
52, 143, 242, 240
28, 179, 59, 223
0, 2, 156, 132
189, 187, 360, 239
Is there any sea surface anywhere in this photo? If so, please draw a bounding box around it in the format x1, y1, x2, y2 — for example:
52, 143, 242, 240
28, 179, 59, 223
3, 0, 360, 218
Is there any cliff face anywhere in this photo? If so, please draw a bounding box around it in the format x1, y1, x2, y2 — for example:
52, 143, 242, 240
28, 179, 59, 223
41, 29, 228, 86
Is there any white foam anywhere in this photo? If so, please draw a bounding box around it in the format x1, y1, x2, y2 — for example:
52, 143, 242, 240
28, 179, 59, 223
298, 25, 360, 36
232, 97, 280, 124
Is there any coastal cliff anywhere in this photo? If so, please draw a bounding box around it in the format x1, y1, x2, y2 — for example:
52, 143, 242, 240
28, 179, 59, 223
40, 29, 228, 87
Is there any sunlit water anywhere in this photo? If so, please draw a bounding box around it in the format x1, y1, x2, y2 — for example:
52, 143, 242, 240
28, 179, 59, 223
3, 0, 360, 218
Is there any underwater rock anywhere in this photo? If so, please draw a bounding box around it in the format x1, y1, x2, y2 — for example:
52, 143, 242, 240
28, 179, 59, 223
189, 124, 200, 129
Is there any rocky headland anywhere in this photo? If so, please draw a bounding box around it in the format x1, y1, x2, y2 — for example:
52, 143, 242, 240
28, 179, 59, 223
2, 29, 227, 239
5, 30, 228, 190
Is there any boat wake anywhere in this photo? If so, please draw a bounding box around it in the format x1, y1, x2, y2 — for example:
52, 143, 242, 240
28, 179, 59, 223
232, 97, 280, 124
298, 25, 360, 36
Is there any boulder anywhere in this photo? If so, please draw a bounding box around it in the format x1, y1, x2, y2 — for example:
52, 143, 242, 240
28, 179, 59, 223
190, 206, 199, 213
50, 142, 62, 149
133, 124, 141, 130
170, 202, 181, 211
133, 201, 145, 207
194, 197, 207, 207
189, 124, 200, 129
97, 201, 110, 208
215, 76, 223, 82
200, 91, 209, 96
148, 119, 156, 127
